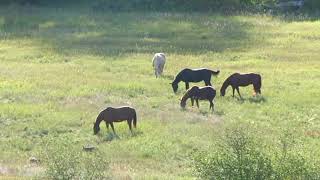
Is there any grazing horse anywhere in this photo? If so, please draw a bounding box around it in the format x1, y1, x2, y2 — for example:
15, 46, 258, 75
93, 106, 137, 135
220, 73, 262, 99
171, 68, 220, 93
180, 86, 216, 112
152, 53, 166, 78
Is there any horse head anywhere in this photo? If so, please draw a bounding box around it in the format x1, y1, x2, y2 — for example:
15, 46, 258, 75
93, 122, 100, 135
220, 88, 226, 96
171, 82, 178, 93
180, 100, 186, 109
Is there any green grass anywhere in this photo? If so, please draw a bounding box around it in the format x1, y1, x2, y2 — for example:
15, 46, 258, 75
0, 5, 320, 179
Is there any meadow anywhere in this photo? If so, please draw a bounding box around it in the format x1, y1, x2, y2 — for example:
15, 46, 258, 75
0, 4, 320, 179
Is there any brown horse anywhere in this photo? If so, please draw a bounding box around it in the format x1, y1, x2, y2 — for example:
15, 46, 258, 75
180, 86, 216, 112
93, 106, 137, 135
220, 73, 262, 99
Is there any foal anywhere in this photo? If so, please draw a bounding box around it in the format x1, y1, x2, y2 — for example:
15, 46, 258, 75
93, 106, 137, 135
180, 86, 216, 112
220, 73, 262, 99
171, 68, 219, 93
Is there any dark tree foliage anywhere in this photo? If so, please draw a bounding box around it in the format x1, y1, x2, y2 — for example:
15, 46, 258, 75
0, 0, 319, 11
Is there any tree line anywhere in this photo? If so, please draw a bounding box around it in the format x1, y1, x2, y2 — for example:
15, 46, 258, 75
1, 0, 319, 11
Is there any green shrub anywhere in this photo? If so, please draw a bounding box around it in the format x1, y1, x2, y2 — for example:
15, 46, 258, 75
273, 133, 320, 179
304, 0, 320, 10
194, 128, 273, 180
194, 128, 320, 180
43, 140, 109, 180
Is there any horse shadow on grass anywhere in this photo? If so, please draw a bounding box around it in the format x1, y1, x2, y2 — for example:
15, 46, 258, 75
103, 130, 143, 142
248, 96, 267, 103
181, 105, 224, 117
233, 96, 267, 104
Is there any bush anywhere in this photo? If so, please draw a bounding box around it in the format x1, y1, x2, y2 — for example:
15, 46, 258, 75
193, 128, 320, 180
304, 0, 320, 10
92, 0, 272, 12
194, 128, 273, 179
43, 140, 109, 180
273, 132, 320, 179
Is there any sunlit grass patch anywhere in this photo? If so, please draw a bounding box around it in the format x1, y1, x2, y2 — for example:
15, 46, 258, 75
0, 6, 319, 179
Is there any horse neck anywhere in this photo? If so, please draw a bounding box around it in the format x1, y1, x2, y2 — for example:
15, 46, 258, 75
95, 112, 104, 126
181, 90, 191, 102
172, 74, 182, 84
221, 79, 230, 92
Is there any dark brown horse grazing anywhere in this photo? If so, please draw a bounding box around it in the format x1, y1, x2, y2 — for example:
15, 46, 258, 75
171, 68, 220, 93
220, 73, 262, 99
180, 86, 216, 112
93, 106, 137, 135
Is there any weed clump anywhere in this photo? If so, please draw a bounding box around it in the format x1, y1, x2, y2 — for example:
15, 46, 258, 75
193, 128, 320, 180
43, 140, 109, 180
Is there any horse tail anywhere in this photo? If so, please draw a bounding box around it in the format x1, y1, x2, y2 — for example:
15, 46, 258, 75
253, 74, 262, 94
257, 74, 262, 94
210, 69, 220, 76
132, 110, 137, 128
152, 56, 156, 67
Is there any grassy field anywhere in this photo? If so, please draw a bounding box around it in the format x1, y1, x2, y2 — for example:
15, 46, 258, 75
0, 5, 320, 179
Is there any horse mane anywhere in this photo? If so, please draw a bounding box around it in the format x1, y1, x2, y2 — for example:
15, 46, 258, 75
181, 86, 198, 103
221, 76, 231, 93
94, 110, 104, 126
172, 73, 181, 84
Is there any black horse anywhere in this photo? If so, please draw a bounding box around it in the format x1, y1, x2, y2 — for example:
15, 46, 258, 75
171, 68, 220, 93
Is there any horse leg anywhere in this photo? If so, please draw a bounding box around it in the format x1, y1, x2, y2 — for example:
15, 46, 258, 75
253, 85, 257, 96
210, 100, 214, 112
105, 121, 109, 130
236, 87, 242, 99
159, 64, 164, 75
110, 123, 116, 134
253, 84, 261, 95
196, 99, 199, 108
232, 87, 235, 97
205, 80, 212, 86
155, 69, 158, 78
127, 120, 133, 133
191, 97, 194, 106
185, 82, 189, 90
255, 87, 261, 95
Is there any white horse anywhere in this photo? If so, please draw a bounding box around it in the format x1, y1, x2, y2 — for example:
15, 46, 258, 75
152, 53, 166, 78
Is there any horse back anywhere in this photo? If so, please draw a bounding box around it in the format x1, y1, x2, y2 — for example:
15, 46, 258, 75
197, 86, 216, 100
105, 106, 136, 122
153, 53, 166, 67
230, 73, 261, 86
249, 73, 261, 83
179, 68, 212, 82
